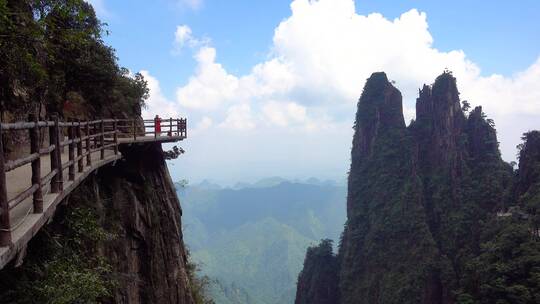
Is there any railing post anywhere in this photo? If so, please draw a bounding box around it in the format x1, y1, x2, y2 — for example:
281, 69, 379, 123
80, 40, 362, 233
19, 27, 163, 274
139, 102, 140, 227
169, 117, 173, 136
93, 122, 98, 150
49, 116, 60, 193
68, 121, 75, 181
113, 120, 119, 155
54, 115, 63, 192
76, 120, 83, 172
29, 114, 43, 213
132, 120, 136, 141
184, 118, 187, 138
100, 119, 105, 160
0, 122, 12, 246
154, 117, 158, 138
85, 120, 92, 167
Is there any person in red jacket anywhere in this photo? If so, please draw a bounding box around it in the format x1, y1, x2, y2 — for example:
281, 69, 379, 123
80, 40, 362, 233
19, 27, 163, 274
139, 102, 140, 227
154, 115, 162, 136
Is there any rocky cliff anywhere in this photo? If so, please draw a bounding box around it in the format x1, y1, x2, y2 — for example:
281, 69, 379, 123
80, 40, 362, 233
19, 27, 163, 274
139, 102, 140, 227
295, 71, 539, 304
0, 143, 196, 304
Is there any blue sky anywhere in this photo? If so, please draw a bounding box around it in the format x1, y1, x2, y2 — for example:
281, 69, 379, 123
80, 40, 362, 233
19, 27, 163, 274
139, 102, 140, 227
100, 0, 540, 97
90, 0, 540, 184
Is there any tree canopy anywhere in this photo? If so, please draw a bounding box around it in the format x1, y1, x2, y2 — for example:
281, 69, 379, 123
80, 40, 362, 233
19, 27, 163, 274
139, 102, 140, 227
0, 0, 148, 120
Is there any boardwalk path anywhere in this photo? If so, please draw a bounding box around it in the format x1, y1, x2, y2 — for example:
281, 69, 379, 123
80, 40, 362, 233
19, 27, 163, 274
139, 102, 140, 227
0, 118, 186, 269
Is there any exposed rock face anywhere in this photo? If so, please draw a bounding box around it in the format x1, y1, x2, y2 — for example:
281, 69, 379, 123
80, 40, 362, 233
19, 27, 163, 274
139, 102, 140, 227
516, 131, 540, 199
0, 143, 195, 304
295, 71, 533, 304
93, 143, 195, 304
340, 72, 440, 304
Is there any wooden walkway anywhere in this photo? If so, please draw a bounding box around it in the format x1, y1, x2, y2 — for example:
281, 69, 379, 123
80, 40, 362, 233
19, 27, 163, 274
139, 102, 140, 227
0, 117, 187, 269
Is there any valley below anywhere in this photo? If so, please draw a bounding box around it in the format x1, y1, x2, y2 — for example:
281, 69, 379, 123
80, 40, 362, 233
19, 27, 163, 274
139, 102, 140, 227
176, 178, 346, 304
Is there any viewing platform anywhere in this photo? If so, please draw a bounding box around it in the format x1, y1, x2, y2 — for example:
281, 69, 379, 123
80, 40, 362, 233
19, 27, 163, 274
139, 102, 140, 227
0, 116, 187, 269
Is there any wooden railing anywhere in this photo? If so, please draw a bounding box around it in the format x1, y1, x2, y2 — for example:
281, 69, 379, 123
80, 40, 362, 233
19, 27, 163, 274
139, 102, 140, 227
0, 116, 187, 246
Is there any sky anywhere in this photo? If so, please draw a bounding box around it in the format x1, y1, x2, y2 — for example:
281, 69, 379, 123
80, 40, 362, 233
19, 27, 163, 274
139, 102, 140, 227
88, 0, 540, 184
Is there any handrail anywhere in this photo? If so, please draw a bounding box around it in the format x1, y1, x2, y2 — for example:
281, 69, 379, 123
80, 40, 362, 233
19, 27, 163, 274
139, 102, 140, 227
0, 115, 187, 246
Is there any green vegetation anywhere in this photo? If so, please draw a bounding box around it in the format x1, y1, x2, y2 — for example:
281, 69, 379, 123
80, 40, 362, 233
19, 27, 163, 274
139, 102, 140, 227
186, 249, 216, 304
178, 180, 346, 304
297, 72, 540, 304
295, 239, 339, 304
0, 206, 116, 304
0, 0, 148, 119
457, 217, 540, 304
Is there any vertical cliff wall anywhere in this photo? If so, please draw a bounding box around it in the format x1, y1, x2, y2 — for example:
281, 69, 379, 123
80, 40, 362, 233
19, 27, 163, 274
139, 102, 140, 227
92, 143, 195, 304
0, 143, 196, 304
339, 73, 441, 304
295, 71, 538, 304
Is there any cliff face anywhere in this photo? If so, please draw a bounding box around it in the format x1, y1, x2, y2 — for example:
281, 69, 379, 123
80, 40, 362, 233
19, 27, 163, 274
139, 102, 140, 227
91, 143, 195, 304
296, 71, 538, 304
0, 143, 196, 304
339, 73, 441, 304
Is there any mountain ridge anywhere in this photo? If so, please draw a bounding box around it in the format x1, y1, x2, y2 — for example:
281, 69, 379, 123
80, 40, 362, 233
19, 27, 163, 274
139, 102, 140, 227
295, 71, 540, 304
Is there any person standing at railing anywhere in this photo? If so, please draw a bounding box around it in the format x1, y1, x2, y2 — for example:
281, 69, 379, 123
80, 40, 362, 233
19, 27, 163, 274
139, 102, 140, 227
154, 115, 162, 136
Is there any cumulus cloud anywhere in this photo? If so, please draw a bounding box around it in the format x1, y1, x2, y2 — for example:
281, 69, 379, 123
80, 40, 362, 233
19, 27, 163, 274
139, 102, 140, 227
262, 101, 308, 127
140, 70, 179, 118
220, 104, 256, 130
176, 47, 240, 110
173, 25, 208, 54
147, 0, 539, 181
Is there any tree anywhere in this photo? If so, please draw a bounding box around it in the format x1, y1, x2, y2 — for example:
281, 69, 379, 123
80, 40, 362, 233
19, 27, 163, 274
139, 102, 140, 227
0, 0, 148, 120
462, 100, 471, 112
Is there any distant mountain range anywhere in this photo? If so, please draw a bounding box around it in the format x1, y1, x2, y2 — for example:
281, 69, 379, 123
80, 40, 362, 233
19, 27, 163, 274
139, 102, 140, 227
185, 177, 345, 191
176, 178, 346, 304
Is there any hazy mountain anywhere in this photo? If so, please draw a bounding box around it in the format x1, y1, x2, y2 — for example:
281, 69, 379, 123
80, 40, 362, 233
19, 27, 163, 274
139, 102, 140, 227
177, 179, 346, 304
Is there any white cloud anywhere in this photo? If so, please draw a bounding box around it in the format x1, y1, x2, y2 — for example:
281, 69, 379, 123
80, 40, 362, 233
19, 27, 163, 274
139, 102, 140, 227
262, 101, 308, 127
140, 70, 179, 118
146, 0, 539, 181
176, 47, 240, 110
177, 0, 203, 10
173, 25, 208, 54
220, 104, 256, 130
197, 116, 213, 129
174, 25, 194, 50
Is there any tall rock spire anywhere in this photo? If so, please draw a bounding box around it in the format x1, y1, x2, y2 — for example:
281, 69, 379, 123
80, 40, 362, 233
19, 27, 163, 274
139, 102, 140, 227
339, 72, 439, 304
297, 70, 519, 304
352, 72, 405, 161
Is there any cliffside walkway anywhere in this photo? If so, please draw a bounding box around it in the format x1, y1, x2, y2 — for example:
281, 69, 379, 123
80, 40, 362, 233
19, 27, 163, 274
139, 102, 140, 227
0, 116, 187, 269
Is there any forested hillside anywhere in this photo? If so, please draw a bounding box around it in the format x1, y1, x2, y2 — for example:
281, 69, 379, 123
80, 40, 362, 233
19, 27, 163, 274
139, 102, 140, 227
295, 72, 540, 304
177, 180, 347, 304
